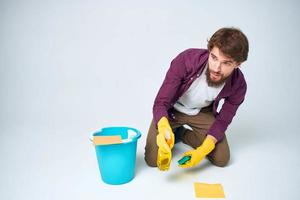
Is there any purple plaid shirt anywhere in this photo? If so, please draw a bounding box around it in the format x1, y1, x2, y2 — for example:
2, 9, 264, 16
153, 48, 247, 141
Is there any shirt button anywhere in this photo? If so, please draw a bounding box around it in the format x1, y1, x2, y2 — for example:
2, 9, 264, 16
197, 74, 200, 77
190, 77, 193, 80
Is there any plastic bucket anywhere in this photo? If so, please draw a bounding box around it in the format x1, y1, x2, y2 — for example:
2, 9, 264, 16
91, 127, 142, 185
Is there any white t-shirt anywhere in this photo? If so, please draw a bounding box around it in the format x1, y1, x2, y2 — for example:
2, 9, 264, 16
173, 64, 225, 115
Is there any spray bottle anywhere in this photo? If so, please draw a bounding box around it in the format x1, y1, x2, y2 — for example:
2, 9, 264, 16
157, 130, 172, 171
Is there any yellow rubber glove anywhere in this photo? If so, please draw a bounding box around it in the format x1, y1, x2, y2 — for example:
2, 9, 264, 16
179, 136, 215, 168
156, 117, 175, 171
156, 117, 175, 152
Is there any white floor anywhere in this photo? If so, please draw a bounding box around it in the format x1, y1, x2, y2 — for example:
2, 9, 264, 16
1, 117, 299, 200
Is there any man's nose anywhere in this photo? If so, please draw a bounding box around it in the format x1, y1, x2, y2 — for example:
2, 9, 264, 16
213, 62, 221, 71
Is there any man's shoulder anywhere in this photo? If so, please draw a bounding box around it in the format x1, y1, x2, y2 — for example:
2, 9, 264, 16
179, 48, 209, 57
232, 68, 247, 89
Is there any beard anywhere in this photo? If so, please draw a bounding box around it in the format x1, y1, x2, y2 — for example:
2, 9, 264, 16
205, 66, 228, 87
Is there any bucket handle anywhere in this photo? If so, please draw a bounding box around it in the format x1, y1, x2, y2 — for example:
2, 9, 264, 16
89, 128, 103, 145
89, 132, 94, 145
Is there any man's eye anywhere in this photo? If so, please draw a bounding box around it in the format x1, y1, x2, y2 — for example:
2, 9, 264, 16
225, 62, 233, 66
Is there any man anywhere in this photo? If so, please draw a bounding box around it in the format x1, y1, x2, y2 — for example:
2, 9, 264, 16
144, 27, 249, 170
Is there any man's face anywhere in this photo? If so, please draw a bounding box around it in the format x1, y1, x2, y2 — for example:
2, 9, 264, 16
206, 47, 240, 87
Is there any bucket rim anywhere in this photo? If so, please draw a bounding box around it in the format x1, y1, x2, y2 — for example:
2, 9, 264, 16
90, 126, 142, 145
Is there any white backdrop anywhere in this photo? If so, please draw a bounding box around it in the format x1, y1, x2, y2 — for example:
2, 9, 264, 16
1, 0, 300, 199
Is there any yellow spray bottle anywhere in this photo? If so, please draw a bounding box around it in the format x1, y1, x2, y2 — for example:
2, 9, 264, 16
157, 130, 172, 171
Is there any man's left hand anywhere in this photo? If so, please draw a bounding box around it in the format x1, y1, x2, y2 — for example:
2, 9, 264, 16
179, 136, 216, 168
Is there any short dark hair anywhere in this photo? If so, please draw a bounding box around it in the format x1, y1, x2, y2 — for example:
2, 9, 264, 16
207, 27, 249, 63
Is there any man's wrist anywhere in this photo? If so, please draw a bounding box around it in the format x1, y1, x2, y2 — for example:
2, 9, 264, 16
207, 134, 217, 144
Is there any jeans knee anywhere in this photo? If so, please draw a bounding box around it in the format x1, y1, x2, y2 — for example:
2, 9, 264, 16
209, 155, 230, 167
144, 146, 158, 167
144, 155, 157, 167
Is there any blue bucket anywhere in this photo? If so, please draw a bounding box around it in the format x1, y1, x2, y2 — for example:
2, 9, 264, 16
91, 127, 142, 185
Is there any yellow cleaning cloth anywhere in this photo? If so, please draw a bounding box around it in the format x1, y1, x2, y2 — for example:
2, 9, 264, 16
194, 182, 225, 198
93, 136, 122, 145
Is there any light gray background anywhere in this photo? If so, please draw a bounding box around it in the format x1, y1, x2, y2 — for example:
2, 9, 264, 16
1, 0, 299, 199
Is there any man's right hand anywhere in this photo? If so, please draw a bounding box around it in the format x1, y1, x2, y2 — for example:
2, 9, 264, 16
156, 117, 175, 153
